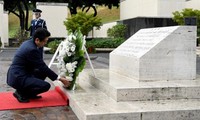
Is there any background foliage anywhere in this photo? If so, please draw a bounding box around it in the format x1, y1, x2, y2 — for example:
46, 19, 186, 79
47, 40, 61, 54
86, 38, 125, 48
9, 6, 120, 38
64, 12, 102, 36
173, 8, 200, 36
14, 28, 29, 45
47, 38, 125, 54
4, 0, 119, 31
107, 24, 127, 38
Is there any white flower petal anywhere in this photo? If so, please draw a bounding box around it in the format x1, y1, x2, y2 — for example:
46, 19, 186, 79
71, 45, 76, 52
69, 73, 73, 77
67, 52, 72, 56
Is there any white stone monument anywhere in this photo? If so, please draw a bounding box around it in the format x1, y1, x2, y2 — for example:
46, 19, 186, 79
120, 0, 200, 20
110, 26, 196, 81
0, 1, 3, 47
36, 2, 68, 37
54, 26, 200, 120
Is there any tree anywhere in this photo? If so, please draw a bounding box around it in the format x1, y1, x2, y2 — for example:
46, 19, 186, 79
81, 0, 120, 17
4, 0, 30, 30
172, 8, 200, 36
3, 0, 119, 35
47, 0, 120, 17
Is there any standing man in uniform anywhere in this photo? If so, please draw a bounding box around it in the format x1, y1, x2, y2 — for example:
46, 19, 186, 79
7, 28, 70, 103
29, 9, 47, 37
28, 9, 47, 57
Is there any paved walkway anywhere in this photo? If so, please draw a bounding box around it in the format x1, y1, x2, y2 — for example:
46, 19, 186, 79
0, 48, 109, 120
1, 47, 200, 120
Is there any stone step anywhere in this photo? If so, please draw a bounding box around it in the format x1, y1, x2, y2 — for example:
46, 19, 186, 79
79, 69, 200, 101
53, 79, 200, 120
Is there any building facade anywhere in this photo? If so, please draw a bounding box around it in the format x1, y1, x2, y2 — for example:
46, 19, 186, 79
120, 0, 200, 20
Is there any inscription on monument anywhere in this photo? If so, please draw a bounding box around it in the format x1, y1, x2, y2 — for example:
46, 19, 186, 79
113, 27, 178, 57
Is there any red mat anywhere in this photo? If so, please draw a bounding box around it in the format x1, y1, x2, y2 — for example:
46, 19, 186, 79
0, 86, 68, 111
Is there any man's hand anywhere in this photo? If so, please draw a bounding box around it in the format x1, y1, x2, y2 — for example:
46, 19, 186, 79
59, 77, 71, 87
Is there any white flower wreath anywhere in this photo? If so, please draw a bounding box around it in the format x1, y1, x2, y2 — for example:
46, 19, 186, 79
56, 30, 86, 90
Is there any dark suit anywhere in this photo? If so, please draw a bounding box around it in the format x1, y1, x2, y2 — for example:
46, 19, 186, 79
30, 18, 47, 37
7, 39, 57, 96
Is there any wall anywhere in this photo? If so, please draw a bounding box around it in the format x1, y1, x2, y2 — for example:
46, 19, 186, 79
0, 1, 3, 47
186, 0, 200, 10
3, 12, 8, 46
88, 22, 117, 38
0, 2, 9, 47
120, 0, 158, 20
158, 0, 185, 17
36, 2, 68, 37
120, 17, 178, 39
120, 0, 188, 20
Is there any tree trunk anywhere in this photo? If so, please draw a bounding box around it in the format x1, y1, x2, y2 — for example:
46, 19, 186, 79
22, 0, 29, 30
69, 7, 77, 15
17, 2, 25, 30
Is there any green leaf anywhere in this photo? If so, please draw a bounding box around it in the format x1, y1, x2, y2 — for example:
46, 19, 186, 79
64, 12, 102, 36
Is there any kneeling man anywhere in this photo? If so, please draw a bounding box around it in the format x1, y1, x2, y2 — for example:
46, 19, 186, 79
7, 28, 70, 103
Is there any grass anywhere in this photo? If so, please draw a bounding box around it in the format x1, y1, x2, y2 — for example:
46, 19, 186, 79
9, 6, 120, 38
9, 12, 33, 38
79, 6, 120, 23
9, 13, 20, 38
96, 6, 120, 23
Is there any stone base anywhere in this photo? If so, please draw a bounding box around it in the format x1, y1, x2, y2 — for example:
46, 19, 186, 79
53, 69, 200, 120
80, 69, 200, 101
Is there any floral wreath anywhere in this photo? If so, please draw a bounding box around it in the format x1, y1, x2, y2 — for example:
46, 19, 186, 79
56, 30, 86, 90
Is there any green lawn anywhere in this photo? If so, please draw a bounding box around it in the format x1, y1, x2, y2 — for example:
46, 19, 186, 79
9, 6, 120, 38
9, 13, 20, 38
9, 12, 33, 38
96, 6, 120, 23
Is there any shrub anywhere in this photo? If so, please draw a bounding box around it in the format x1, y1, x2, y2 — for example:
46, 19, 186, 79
85, 41, 96, 53
64, 12, 102, 36
47, 40, 61, 54
173, 8, 200, 45
14, 28, 29, 46
86, 38, 125, 48
107, 24, 127, 38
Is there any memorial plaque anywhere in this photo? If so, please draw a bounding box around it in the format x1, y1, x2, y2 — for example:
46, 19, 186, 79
112, 26, 178, 57
110, 26, 196, 81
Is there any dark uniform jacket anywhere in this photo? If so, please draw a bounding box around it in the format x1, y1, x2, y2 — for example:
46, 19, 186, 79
30, 18, 47, 37
7, 39, 57, 89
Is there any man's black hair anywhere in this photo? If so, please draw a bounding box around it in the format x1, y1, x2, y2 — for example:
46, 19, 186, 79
33, 28, 51, 42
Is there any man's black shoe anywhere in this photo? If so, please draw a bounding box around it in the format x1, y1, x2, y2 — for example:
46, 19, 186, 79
13, 91, 30, 103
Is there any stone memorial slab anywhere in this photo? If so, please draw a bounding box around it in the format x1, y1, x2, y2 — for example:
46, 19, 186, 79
110, 26, 196, 81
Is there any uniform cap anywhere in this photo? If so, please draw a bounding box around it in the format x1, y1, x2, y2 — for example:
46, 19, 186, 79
33, 9, 42, 13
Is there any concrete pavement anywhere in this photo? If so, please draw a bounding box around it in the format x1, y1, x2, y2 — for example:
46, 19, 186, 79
1, 47, 200, 120
0, 48, 109, 120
